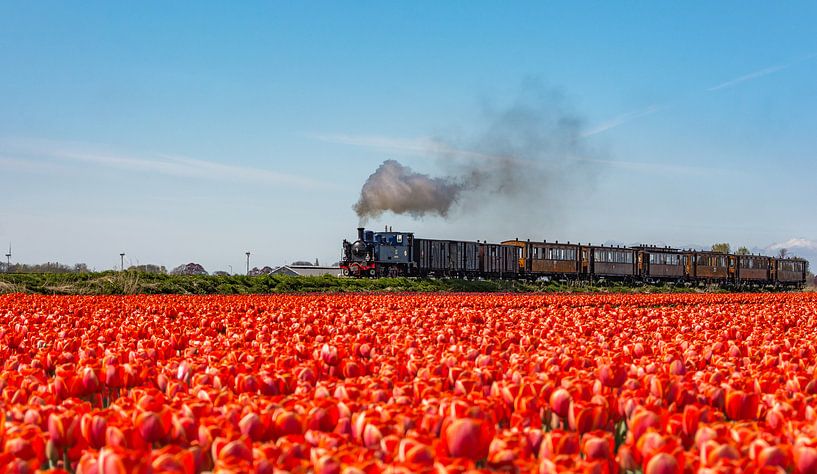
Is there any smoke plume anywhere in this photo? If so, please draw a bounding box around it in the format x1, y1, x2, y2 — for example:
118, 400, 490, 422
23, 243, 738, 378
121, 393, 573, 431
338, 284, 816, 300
353, 83, 598, 227
353, 160, 463, 220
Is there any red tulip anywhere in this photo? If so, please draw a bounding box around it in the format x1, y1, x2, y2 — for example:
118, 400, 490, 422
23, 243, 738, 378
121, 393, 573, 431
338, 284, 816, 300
98, 446, 152, 474
135, 410, 170, 444
80, 414, 108, 449
152, 445, 196, 474
757, 446, 789, 469
582, 430, 614, 460
549, 388, 572, 418
598, 363, 627, 388
645, 452, 681, 474
48, 412, 80, 448
238, 412, 265, 441
794, 446, 817, 474
442, 417, 493, 461
725, 389, 759, 420
539, 430, 580, 460
630, 408, 661, 444
568, 400, 608, 434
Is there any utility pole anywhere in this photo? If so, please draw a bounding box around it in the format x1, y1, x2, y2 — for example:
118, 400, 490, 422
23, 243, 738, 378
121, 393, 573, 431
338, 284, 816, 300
246, 252, 251, 275
4, 243, 10, 273
120, 253, 125, 271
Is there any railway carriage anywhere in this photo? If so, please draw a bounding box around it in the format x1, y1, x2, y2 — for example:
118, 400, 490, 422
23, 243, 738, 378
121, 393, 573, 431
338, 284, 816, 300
737, 255, 771, 284
633, 246, 686, 282
588, 245, 638, 281
692, 251, 732, 284
775, 258, 808, 286
501, 239, 581, 280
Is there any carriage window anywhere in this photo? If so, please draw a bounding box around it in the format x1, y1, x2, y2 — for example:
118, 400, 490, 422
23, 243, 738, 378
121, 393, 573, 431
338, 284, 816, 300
396, 235, 403, 243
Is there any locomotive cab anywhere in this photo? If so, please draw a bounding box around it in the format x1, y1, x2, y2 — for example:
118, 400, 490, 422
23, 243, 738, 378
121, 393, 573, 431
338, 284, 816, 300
340, 227, 414, 277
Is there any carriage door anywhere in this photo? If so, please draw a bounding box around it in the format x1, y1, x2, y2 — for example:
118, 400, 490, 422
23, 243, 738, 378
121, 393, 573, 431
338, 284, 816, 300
637, 252, 644, 277
581, 248, 589, 275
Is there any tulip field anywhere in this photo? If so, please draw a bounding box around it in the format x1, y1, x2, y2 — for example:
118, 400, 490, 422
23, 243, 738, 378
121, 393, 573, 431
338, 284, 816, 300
1, 293, 816, 473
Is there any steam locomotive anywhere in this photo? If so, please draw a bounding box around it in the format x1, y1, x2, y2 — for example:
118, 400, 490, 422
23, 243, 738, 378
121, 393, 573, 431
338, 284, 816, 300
340, 227, 809, 287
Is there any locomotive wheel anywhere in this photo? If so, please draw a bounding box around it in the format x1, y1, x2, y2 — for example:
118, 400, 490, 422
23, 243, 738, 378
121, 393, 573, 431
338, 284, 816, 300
342, 268, 349, 277
369, 268, 376, 277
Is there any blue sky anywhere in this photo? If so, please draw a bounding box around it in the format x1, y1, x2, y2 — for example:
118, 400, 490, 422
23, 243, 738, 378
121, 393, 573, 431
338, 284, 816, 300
1, 2, 816, 271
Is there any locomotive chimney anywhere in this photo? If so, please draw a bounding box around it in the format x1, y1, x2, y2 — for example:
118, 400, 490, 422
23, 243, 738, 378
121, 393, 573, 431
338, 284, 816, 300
357, 227, 365, 241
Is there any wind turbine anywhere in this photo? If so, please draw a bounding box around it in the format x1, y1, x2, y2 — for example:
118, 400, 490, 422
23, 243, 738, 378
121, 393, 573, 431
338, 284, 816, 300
4, 243, 10, 273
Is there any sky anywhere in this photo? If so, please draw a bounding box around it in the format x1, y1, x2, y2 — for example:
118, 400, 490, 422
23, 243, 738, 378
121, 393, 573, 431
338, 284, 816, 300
1, 2, 816, 272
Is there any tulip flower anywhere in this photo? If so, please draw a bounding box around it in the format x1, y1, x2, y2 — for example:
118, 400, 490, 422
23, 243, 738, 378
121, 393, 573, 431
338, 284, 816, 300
441, 417, 493, 461
0, 292, 815, 472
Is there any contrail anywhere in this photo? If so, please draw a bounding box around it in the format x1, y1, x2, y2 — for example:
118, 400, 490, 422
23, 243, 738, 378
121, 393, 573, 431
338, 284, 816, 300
581, 104, 664, 137
707, 63, 790, 92
585, 52, 817, 135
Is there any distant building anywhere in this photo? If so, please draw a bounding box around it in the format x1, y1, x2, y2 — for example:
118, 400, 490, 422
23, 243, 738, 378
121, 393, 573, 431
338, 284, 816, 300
270, 265, 342, 277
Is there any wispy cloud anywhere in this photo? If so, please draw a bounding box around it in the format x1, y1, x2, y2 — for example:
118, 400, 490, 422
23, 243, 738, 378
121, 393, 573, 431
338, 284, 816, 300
1, 138, 332, 190
706, 64, 790, 92
313, 133, 715, 176
312, 133, 504, 162
581, 104, 664, 137
767, 238, 817, 251
0, 156, 73, 174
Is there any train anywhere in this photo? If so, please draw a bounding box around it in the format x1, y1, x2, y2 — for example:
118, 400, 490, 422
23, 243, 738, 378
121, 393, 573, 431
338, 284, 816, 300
340, 227, 809, 287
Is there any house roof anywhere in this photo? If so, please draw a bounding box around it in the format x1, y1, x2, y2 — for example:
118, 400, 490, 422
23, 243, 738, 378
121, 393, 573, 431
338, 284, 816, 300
270, 265, 342, 277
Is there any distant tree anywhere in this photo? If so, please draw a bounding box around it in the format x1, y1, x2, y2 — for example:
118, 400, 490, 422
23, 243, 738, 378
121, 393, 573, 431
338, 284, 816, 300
9, 262, 77, 273
291, 261, 313, 266
212, 271, 230, 277
170, 263, 208, 275
128, 264, 167, 274
315, 258, 319, 266
777, 248, 788, 258
711, 243, 731, 254
735, 247, 750, 255
248, 266, 275, 276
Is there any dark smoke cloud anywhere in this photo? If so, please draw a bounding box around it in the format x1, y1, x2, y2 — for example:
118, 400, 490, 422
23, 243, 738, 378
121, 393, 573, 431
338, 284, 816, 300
353, 160, 463, 221
353, 83, 598, 227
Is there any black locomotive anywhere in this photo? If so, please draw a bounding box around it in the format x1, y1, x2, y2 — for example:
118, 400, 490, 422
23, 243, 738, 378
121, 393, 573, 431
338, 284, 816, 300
341, 227, 809, 287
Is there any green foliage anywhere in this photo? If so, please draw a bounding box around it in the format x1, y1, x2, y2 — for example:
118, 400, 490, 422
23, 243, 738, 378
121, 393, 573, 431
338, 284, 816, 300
736, 247, 750, 255
711, 243, 731, 254
0, 271, 714, 295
